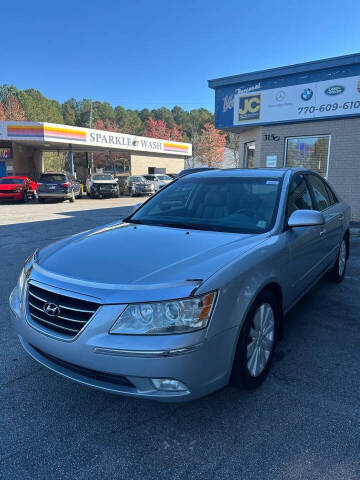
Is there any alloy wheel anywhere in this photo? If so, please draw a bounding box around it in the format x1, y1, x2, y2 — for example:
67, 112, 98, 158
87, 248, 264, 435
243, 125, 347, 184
247, 303, 275, 377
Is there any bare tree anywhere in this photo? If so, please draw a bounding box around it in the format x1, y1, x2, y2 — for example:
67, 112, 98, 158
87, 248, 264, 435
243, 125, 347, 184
227, 132, 241, 167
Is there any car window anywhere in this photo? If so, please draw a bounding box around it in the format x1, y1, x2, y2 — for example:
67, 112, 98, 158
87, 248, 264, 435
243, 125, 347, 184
287, 175, 313, 217
0, 178, 25, 184
325, 183, 338, 205
129, 176, 282, 234
92, 174, 114, 180
307, 174, 331, 211
39, 174, 66, 182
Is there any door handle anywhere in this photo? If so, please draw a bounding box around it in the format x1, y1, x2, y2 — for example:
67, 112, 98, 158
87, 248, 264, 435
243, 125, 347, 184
320, 228, 327, 236
338, 214, 344, 221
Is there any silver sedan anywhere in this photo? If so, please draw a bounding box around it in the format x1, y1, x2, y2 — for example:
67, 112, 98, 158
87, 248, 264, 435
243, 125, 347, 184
9, 168, 350, 401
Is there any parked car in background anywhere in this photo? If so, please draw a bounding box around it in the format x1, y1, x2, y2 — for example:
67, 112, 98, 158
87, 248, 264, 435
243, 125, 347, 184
0, 176, 37, 202
86, 173, 119, 199
10, 168, 350, 402
118, 175, 156, 196
37, 172, 82, 203
143, 174, 173, 191
176, 167, 218, 178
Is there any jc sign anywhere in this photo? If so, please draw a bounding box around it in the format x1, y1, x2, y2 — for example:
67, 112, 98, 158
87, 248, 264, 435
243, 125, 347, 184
238, 94, 261, 122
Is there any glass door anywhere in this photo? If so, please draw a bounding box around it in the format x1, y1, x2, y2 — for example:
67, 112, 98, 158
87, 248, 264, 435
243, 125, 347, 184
244, 142, 256, 168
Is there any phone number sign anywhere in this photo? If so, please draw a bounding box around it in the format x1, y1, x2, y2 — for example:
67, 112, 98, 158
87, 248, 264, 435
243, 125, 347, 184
233, 75, 360, 126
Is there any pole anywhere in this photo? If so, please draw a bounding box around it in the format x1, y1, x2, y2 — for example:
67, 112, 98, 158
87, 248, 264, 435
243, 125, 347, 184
69, 144, 74, 174
89, 100, 93, 173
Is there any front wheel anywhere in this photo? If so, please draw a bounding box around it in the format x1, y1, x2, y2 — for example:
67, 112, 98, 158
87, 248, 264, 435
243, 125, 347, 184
327, 237, 348, 282
22, 191, 29, 203
231, 291, 279, 390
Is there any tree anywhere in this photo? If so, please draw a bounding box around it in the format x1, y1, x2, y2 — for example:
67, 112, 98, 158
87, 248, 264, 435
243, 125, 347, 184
62, 99, 77, 125
1, 94, 26, 120
168, 124, 183, 141
0, 102, 6, 120
143, 117, 170, 139
227, 132, 241, 167
195, 123, 226, 167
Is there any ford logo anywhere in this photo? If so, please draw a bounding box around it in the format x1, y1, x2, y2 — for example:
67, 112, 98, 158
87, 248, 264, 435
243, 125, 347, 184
43, 302, 60, 317
325, 85, 345, 96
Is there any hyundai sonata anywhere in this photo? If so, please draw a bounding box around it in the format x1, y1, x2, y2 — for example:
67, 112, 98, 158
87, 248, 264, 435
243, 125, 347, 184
10, 168, 350, 401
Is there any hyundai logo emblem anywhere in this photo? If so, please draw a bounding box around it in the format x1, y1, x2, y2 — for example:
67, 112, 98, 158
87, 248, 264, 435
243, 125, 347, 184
43, 302, 60, 317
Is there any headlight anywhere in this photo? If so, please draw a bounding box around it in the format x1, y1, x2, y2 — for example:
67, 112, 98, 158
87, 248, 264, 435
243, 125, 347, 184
110, 291, 216, 335
14, 188, 21, 193
16, 267, 26, 299
16, 251, 36, 299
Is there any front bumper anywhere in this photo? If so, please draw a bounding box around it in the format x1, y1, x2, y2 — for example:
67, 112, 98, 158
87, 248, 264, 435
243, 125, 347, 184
0, 192, 23, 201
10, 284, 235, 402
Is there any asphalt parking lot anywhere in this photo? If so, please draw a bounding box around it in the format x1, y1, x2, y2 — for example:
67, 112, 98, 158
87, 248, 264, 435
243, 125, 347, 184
1, 199, 360, 480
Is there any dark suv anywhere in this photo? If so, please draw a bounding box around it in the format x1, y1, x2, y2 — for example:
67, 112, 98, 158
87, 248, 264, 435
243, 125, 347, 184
37, 172, 82, 203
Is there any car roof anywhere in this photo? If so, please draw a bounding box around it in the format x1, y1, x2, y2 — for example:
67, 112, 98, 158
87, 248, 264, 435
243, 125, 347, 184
2, 176, 27, 179
181, 167, 309, 179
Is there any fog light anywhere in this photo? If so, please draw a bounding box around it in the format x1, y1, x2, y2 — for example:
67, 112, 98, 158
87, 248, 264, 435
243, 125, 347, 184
151, 378, 189, 392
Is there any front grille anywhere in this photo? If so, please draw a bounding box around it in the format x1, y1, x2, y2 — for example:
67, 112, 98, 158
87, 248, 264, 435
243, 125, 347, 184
0, 188, 16, 193
28, 283, 99, 338
31, 345, 135, 388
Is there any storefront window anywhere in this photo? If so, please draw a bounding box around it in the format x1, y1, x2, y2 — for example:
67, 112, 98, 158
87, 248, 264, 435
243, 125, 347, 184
285, 135, 330, 177
244, 142, 256, 168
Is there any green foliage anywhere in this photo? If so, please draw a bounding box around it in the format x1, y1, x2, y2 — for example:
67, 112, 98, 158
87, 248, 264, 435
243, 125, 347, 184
0, 84, 215, 144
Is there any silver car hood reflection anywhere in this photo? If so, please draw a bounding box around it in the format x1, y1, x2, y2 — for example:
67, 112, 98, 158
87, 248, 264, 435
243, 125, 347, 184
33, 222, 265, 302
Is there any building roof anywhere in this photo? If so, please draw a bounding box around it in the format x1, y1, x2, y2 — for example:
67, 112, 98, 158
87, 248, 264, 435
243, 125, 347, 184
208, 53, 360, 89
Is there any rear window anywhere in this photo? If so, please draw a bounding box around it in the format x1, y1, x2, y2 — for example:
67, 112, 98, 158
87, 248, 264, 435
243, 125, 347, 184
92, 174, 114, 180
39, 174, 66, 182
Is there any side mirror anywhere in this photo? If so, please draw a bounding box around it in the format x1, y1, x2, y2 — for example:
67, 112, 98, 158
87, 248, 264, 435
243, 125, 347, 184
288, 209, 325, 228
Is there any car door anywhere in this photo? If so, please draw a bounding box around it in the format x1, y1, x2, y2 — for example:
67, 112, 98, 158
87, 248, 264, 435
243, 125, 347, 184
284, 173, 326, 304
306, 174, 342, 270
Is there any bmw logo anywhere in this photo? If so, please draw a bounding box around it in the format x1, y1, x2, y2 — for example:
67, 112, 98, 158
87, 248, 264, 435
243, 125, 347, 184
301, 88, 313, 101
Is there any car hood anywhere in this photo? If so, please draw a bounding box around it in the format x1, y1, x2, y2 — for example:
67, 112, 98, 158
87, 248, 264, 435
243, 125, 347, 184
33, 222, 265, 303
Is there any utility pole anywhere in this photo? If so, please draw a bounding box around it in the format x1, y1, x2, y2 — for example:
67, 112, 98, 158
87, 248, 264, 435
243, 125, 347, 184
89, 100, 94, 173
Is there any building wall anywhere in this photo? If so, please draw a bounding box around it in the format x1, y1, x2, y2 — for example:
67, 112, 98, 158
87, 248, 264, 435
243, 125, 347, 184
130, 152, 185, 176
237, 117, 360, 220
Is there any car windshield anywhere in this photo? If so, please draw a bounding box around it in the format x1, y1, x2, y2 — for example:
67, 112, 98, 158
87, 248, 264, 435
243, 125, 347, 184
0, 178, 25, 184
131, 176, 147, 182
143, 175, 156, 181
39, 174, 66, 182
128, 176, 282, 234
92, 174, 113, 180
156, 175, 172, 180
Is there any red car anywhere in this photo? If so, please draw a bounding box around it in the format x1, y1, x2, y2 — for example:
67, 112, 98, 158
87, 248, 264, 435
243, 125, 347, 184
0, 176, 37, 202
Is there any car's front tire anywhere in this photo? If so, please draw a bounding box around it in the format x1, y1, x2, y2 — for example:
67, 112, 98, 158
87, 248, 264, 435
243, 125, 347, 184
231, 290, 279, 390
327, 236, 348, 283
22, 191, 29, 203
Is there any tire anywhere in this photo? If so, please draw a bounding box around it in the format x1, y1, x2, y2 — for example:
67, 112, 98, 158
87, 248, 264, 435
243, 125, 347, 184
231, 290, 279, 390
69, 190, 75, 203
38, 198, 45, 204
22, 192, 29, 203
327, 236, 348, 283
77, 189, 83, 199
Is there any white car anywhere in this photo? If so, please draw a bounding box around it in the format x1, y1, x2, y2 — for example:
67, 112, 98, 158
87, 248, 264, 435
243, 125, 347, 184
86, 173, 119, 198
143, 174, 173, 191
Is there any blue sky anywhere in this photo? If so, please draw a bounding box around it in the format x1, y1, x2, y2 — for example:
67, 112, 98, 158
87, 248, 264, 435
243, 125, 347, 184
2, 0, 359, 111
